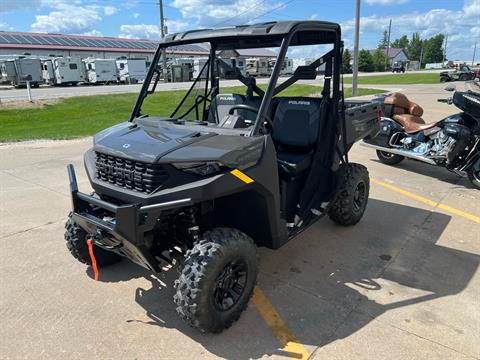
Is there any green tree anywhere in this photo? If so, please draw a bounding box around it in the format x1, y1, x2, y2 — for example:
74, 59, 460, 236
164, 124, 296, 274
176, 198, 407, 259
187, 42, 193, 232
358, 49, 374, 72
372, 49, 388, 72
407, 32, 423, 62
423, 34, 445, 64
378, 30, 389, 49
342, 48, 352, 73
391, 35, 409, 49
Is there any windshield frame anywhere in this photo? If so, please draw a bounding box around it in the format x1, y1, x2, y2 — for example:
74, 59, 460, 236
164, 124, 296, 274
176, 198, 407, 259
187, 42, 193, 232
129, 23, 342, 136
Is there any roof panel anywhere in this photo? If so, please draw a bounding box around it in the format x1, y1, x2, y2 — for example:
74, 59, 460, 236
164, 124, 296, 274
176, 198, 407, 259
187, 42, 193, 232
25, 35, 43, 45
0, 31, 205, 54
56, 37, 71, 46
3, 34, 22, 44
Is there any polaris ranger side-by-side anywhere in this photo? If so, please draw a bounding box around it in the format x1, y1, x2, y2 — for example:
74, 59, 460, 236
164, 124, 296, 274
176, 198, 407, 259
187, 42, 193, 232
65, 21, 381, 333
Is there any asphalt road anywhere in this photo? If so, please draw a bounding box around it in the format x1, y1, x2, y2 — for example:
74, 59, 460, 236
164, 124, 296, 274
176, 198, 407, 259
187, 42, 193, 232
1, 84, 479, 359
0, 70, 444, 103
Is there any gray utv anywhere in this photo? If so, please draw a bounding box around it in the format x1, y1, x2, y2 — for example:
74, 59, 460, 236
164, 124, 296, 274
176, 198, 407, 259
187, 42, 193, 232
65, 21, 381, 333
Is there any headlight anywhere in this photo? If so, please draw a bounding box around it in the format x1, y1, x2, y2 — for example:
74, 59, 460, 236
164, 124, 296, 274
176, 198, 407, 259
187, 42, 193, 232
172, 161, 225, 176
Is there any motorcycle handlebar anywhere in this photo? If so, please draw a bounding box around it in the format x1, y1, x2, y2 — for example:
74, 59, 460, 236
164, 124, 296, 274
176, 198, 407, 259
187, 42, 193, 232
437, 98, 453, 104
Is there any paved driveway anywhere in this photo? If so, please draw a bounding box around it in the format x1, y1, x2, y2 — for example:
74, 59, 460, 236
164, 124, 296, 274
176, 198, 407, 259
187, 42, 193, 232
0, 83, 479, 359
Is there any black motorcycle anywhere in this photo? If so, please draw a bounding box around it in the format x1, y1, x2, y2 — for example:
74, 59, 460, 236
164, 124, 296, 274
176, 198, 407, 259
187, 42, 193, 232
361, 86, 480, 189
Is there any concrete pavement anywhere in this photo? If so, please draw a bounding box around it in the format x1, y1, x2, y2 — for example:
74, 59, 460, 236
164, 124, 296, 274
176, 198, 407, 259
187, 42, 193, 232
0, 84, 479, 359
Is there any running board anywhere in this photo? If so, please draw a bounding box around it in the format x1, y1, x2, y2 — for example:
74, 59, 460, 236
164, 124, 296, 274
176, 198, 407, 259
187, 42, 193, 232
359, 140, 437, 165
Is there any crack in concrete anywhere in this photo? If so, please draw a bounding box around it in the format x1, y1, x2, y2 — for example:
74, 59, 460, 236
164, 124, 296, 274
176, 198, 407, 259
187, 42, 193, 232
0, 169, 69, 198
0, 218, 64, 239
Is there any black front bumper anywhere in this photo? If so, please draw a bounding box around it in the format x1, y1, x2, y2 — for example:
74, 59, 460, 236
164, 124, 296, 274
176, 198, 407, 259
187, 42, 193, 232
67, 164, 193, 272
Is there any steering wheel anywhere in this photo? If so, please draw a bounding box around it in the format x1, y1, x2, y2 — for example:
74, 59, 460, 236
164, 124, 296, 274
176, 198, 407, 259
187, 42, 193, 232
228, 105, 273, 130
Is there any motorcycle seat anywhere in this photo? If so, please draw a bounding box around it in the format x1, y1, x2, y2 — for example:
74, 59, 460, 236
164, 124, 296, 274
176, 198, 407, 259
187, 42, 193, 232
384, 92, 424, 117
384, 92, 439, 133
392, 114, 439, 134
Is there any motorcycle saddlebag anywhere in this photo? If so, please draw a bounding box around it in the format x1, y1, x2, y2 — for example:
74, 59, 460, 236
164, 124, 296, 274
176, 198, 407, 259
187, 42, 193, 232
363, 118, 403, 147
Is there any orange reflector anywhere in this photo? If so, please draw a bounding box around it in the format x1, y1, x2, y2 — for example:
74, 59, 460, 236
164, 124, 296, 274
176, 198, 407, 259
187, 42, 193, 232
230, 169, 254, 184
87, 239, 99, 281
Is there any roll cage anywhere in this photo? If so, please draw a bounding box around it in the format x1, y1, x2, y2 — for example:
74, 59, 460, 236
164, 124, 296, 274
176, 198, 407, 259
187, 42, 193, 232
130, 20, 345, 155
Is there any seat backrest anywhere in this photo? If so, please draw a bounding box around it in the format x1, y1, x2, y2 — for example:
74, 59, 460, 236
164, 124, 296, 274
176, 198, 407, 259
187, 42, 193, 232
384, 92, 424, 117
272, 97, 322, 150
207, 93, 245, 123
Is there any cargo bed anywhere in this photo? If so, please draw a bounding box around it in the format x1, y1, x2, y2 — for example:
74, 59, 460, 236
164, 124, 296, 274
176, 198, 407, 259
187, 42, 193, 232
343, 99, 382, 145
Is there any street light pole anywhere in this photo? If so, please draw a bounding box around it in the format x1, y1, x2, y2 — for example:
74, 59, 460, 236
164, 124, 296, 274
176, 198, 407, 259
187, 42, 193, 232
352, 0, 361, 97
385, 19, 392, 70
159, 0, 167, 82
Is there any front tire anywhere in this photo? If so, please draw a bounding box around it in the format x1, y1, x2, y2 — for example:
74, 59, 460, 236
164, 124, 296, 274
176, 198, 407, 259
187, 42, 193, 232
64, 214, 122, 266
467, 167, 480, 189
174, 228, 258, 333
376, 150, 405, 165
328, 163, 370, 226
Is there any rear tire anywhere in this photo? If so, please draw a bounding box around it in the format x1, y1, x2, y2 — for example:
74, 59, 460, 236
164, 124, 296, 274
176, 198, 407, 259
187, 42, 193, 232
459, 74, 468, 81
328, 163, 370, 226
376, 150, 405, 165
174, 228, 258, 333
64, 213, 122, 266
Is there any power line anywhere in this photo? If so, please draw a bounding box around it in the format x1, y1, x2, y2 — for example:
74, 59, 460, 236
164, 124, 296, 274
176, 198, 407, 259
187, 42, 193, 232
249, 0, 297, 23
212, 0, 270, 27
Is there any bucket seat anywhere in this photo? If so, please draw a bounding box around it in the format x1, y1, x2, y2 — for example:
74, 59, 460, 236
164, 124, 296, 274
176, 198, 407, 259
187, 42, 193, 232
272, 97, 322, 177
207, 93, 245, 123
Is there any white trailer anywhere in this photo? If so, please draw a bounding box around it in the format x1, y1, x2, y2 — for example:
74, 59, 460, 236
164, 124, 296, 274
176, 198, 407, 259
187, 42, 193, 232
55, 57, 85, 85
116, 59, 147, 83
219, 58, 246, 77
245, 58, 270, 77
193, 58, 209, 79
172, 58, 194, 81
41, 59, 54, 84
10, 58, 43, 87
0, 60, 17, 84
280, 58, 293, 75
84, 58, 118, 84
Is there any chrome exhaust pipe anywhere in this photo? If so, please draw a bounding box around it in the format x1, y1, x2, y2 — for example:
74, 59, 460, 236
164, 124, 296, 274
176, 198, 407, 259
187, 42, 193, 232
359, 140, 437, 165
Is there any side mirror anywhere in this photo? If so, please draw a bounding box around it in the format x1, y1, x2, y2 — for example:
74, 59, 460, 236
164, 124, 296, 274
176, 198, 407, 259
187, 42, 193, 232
444, 84, 456, 92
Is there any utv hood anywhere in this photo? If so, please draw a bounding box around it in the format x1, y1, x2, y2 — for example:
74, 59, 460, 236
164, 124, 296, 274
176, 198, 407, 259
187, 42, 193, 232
93, 120, 264, 168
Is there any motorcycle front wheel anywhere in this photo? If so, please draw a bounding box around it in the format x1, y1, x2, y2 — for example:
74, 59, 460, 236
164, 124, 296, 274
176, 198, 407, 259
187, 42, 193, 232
467, 168, 480, 189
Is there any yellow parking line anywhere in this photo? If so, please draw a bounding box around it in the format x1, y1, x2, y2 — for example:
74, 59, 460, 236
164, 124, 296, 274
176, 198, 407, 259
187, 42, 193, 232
371, 178, 480, 224
253, 287, 309, 359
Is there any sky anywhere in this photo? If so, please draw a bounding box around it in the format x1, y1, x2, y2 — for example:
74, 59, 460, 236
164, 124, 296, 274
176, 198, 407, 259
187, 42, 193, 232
0, 0, 478, 61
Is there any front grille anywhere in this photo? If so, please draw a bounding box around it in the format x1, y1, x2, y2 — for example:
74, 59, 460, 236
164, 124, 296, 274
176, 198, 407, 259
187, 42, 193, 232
95, 152, 169, 194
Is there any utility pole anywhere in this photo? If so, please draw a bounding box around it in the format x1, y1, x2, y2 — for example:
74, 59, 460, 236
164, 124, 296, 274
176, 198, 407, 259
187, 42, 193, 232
385, 19, 392, 71
443, 33, 448, 66
352, 0, 361, 97
159, 0, 167, 82
473, 41, 477, 66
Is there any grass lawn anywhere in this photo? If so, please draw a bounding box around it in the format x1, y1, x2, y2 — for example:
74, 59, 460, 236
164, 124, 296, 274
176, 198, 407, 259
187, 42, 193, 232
0, 84, 384, 142
356, 73, 439, 85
